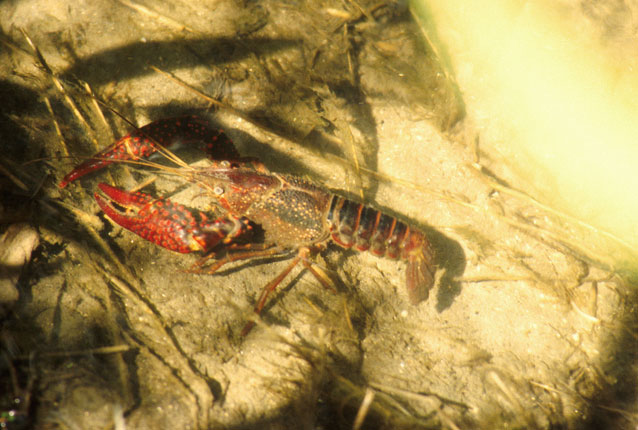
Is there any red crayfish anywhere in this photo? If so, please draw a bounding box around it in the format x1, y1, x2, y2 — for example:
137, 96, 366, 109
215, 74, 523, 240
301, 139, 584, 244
60, 116, 436, 333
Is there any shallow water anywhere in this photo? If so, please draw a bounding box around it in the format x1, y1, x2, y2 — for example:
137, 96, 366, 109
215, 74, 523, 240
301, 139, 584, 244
0, 1, 635, 429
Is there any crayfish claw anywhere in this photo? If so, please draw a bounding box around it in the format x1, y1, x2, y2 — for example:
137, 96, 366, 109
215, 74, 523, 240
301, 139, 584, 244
59, 116, 240, 188
95, 183, 245, 254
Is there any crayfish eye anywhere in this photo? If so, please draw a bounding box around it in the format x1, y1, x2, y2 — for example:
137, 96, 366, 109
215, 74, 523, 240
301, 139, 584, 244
213, 185, 224, 196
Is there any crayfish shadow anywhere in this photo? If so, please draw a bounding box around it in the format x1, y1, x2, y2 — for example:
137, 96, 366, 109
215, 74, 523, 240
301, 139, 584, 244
421, 227, 466, 313
135, 106, 316, 177
61, 37, 301, 88
228, 128, 319, 177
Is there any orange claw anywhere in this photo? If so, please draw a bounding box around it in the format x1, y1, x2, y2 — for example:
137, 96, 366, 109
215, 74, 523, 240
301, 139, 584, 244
95, 183, 251, 254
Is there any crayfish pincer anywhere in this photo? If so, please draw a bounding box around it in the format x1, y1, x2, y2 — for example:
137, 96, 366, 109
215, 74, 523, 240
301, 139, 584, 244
60, 116, 436, 333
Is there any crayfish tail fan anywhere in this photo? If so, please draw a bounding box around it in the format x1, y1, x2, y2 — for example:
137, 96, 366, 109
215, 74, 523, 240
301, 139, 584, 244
405, 236, 436, 304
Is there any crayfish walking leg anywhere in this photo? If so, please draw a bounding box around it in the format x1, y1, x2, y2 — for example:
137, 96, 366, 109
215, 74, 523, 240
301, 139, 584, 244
188, 243, 334, 336
240, 246, 335, 336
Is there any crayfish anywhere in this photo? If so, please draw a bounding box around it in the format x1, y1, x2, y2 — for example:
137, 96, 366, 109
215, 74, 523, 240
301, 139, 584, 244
60, 116, 436, 334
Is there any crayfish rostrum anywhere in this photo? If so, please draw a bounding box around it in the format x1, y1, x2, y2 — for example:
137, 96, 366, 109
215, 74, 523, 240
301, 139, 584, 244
60, 116, 436, 333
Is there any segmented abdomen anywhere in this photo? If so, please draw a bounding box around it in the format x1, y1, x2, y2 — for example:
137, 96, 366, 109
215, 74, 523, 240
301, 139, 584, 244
326, 195, 436, 304
326, 196, 413, 258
